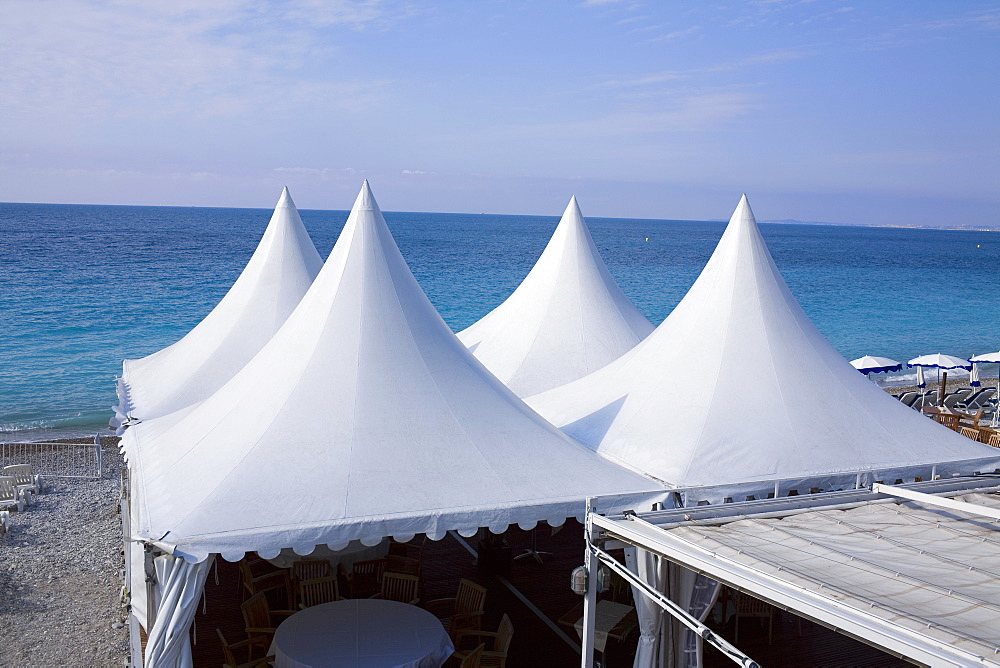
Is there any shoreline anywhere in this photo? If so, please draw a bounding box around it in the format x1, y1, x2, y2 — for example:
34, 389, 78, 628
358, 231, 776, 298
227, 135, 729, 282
877, 375, 999, 397
4, 378, 999, 443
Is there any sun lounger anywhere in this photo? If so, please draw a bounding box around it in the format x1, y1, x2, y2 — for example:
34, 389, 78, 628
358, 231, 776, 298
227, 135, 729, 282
942, 389, 973, 409
958, 388, 996, 410
897, 391, 919, 407
3, 464, 42, 497
0, 476, 27, 512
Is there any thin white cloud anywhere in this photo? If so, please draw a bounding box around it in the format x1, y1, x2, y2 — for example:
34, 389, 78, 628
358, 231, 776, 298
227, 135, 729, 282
598, 46, 810, 90
0, 0, 402, 126
649, 25, 703, 41
488, 88, 758, 141
598, 71, 689, 88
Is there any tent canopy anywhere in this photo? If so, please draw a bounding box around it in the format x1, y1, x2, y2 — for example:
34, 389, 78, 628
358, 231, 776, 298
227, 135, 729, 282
527, 195, 999, 487
458, 196, 653, 397
124, 182, 663, 563
114, 187, 323, 427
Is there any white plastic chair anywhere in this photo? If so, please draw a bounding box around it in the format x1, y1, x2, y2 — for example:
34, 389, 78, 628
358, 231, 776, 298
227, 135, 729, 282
0, 476, 27, 512
3, 464, 42, 497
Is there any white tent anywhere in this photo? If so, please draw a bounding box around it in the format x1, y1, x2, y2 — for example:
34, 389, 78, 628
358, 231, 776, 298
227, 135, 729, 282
458, 196, 654, 397
113, 187, 323, 429
527, 195, 1000, 488
123, 182, 663, 564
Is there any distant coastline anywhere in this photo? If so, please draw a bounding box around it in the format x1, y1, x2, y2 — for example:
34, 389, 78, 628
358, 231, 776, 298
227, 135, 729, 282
762, 218, 1000, 233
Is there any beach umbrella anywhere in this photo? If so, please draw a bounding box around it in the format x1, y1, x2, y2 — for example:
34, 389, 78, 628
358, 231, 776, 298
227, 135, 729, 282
907, 353, 972, 372
969, 363, 981, 388
914, 366, 927, 408
908, 353, 971, 406
849, 356, 902, 375
970, 351, 1000, 426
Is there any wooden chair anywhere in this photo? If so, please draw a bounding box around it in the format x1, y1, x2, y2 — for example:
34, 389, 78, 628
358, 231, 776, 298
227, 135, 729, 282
238, 558, 293, 608
959, 409, 984, 429
425, 578, 487, 638
347, 558, 386, 598
933, 413, 961, 430
989, 432, 1000, 448
298, 575, 343, 608
960, 426, 981, 441
453, 614, 513, 668
292, 559, 331, 583
456, 643, 485, 668
386, 554, 421, 576
240, 590, 295, 652
389, 535, 427, 562
216, 628, 274, 668
371, 572, 420, 604
733, 591, 773, 645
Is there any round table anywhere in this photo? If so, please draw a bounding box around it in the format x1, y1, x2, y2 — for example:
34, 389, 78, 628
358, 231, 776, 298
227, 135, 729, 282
270, 599, 454, 668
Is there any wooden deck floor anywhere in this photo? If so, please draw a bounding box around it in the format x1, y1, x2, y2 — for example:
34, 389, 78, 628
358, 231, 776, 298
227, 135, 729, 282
188, 522, 914, 667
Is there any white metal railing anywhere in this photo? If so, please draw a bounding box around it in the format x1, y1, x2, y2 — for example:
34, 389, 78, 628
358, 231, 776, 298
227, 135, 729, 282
0, 434, 104, 480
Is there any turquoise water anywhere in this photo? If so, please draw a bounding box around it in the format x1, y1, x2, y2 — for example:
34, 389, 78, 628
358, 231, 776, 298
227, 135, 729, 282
1, 202, 998, 441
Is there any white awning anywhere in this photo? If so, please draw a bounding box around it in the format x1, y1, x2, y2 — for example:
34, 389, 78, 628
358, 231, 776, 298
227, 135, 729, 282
591, 478, 1000, 667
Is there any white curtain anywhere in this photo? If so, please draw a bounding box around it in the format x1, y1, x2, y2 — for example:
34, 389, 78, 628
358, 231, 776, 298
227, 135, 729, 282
669, 565, 721, 668
625, 548, 721, 668
144, 554, 214, 668
625, 547, 667, 667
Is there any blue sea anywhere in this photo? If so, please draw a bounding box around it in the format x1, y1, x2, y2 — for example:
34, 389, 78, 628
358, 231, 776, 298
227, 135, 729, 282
1, 201, 998, 442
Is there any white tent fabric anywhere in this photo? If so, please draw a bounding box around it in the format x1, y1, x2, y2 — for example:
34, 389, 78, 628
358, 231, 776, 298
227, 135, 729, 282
458, 196, 654, 397
113, 187, 323, 429
528, 195, 999, 487
665, 491, 1000, 664
143, 554, 214, 668
123, 182, 663, 563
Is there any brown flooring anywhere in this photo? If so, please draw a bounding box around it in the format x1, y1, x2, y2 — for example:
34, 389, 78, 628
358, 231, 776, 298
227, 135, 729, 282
189, 522, 914, 667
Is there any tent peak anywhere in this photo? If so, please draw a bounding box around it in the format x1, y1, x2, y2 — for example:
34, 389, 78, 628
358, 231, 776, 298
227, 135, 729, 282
276, 186, 295, 209
352, 180, 379, 213
730, 193, 755, 228
562, 195, 583, 221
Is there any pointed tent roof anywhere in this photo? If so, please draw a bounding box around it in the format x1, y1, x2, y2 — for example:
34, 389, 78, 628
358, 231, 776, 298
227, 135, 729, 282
123, 182, 661, 562
114, 187, 323, 427
527, 195, 999, 487
458, 197, 654, 397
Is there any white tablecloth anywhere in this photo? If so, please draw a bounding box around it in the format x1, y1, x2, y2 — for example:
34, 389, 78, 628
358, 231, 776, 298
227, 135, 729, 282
270, 599, 454, 668
573, 600, 634, 653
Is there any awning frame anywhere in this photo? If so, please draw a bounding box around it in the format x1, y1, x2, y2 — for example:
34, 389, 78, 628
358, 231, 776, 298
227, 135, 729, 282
584, 476, 1000, 668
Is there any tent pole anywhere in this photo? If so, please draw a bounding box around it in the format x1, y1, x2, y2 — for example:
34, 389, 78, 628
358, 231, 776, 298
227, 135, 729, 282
581, 500, 598, 668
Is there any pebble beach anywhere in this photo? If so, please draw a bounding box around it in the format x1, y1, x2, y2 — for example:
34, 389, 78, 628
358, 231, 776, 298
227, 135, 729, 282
0, 438, 128, 667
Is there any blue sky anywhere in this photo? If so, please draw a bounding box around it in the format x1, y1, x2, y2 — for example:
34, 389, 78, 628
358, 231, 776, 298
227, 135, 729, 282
1, 1, 997, 226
